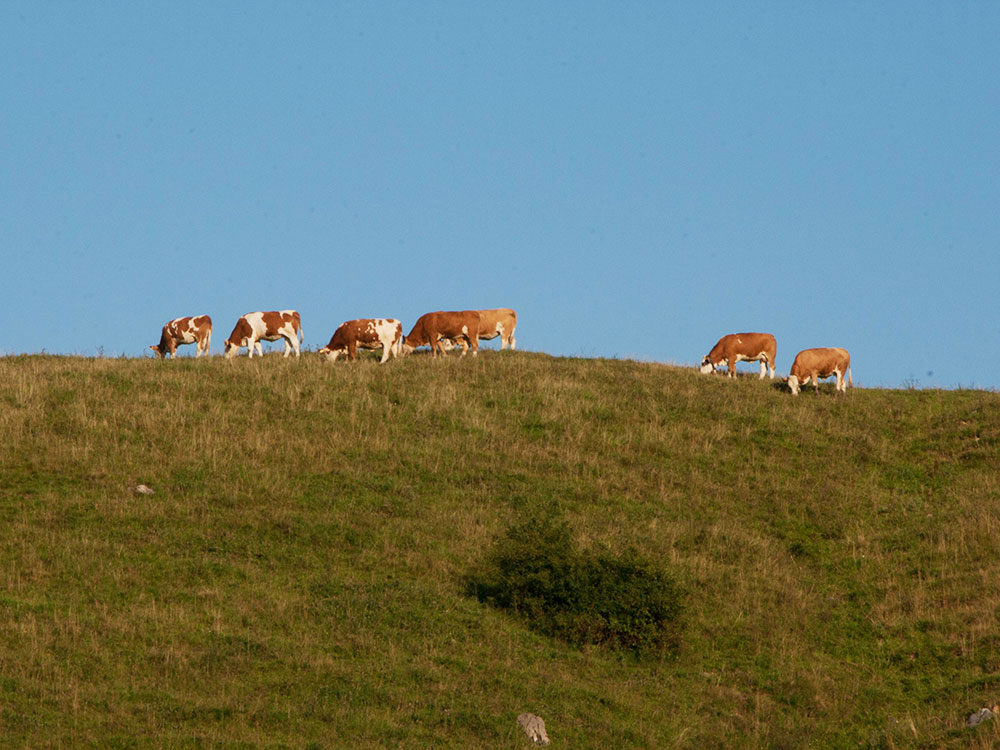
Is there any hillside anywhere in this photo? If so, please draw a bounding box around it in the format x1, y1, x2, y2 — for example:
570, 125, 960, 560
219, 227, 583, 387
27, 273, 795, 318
0, 351, 998, 748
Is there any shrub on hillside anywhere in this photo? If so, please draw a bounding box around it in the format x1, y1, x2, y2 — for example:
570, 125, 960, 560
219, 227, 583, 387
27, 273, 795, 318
466, 513, 684, 656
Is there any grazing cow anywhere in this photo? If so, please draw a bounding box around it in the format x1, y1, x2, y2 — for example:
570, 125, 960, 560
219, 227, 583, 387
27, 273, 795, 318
224, 310, 303, 359
149, 315, 212, 358
700, 332, 777, 379
787, 347, 852, 395
319, 318, 402, 363
401, 310, 480, 357
441, 308, 517, 353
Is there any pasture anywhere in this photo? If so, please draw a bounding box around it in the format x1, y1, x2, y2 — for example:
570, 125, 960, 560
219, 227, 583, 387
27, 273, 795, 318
0, 351, 998, 747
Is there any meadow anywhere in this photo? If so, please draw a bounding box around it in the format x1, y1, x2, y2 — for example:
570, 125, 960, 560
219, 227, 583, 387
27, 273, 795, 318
0, 350, 998, 748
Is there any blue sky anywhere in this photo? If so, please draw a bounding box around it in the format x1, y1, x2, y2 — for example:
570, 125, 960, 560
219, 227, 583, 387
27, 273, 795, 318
3, 3, 998, 389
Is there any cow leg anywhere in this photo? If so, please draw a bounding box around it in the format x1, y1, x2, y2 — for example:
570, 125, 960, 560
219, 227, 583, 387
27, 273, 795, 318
378, 340, 390, 364
835, 369, 845, 394
758, 360, 767, 380
813, 371, 821, 393
282, 337, 293, 357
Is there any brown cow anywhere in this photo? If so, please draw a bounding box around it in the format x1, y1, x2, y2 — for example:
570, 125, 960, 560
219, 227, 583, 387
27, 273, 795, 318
224, 310, 302, 359
787, 347, 852, 395
400, 310, 480, 357
319, 318, 402, 363
700, 332, 777, 379
150, 315, 212, 358
441, 308, 517, 353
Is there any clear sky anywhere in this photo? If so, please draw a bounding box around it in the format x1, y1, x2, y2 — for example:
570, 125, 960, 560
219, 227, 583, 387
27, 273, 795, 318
3, 3, 998, 389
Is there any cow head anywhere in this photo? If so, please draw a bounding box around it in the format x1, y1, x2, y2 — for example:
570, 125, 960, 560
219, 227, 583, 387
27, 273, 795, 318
399, 339, 416, 357
700, 356, 725, 374
149, 344, 166, 359
223, 340, 243, 359
787, 375, 801, 395
318, 346, 342, 363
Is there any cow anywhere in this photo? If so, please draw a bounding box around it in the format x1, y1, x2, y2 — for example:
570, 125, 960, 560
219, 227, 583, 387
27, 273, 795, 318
400, 310, 480, 357
440, 308, 517, 353
149, 315, 212, 358
787, 347, 852, 395
223, 310, 303, 359
700, 332, 777, 379
319, 318, 402, 363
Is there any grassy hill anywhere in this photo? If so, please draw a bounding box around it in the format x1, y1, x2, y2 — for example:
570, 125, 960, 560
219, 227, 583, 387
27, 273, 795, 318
0, 351, 998, 748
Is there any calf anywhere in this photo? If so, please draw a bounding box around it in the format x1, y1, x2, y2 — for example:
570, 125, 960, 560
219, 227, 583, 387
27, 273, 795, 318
401, 310, 480, 357
319, 318, 402, 363
700, 332, 777, 379
787, 347, 852, 395
224, 310, 302, 359
150, 315, 212, 358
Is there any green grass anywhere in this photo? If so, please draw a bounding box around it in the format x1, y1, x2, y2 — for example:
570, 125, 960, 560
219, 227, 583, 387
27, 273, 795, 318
0, 351, 998, 747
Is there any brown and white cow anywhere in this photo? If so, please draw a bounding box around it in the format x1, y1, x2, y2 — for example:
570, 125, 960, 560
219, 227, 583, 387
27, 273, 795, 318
149, 315, 212, 358
700, 332, 777, 379
440, 308, 517, 353
319, 318, 402, 363
223, 310, 302, 359
400, 310, 480, 357
787, 347, 852, 395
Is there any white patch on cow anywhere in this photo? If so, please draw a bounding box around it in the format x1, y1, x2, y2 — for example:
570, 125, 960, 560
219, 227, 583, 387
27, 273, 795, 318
374, 319, 400, 363
276, 322, 300, 357
834, 368, 846, 392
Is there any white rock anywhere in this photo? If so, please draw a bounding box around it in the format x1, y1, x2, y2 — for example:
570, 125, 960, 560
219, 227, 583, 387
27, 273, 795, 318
517, 713, 550, 745
967, 704, 998, 728
130, 484, 155, 496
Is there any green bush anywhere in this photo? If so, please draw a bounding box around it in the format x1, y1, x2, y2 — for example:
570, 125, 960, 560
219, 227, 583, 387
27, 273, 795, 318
466, 513, 684, 656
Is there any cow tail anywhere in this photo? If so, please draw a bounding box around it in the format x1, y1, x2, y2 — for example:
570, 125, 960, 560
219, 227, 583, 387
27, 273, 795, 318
848, 366, 853, 387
